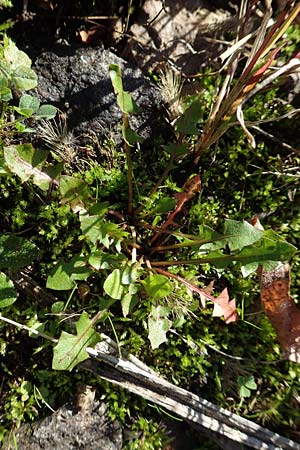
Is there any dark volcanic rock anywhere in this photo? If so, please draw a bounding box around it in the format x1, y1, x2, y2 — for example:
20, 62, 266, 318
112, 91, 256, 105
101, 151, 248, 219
3, 401, 122, 450
32, 45, 164, 144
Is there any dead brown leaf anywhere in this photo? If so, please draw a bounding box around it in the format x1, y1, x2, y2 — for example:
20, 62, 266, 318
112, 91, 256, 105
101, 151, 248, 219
259, 262, 300, 363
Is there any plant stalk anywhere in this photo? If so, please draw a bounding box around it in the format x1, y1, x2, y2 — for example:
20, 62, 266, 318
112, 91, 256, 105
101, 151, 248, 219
0, 312, 58, 343
135, 134, 184, 215
123, 113, 134, 216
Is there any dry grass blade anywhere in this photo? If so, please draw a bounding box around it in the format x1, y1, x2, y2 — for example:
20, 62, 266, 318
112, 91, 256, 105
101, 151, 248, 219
193, 0, 300, 164
37, 114, 77, 164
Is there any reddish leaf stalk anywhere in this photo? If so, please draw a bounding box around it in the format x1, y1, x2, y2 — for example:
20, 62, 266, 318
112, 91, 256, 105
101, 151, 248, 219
154, 267, 238, 323
150, 174, 201, 245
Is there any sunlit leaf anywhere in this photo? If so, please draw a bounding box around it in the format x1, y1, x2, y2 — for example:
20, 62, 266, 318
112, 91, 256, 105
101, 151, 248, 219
109, 64, 123, 94
148, 305, 172, 349
88, 250, 126, 270
4, 40, 32, 70
35, 104, 57, 120
46, 256, 92, 291
51, 301, 65, 314
223, 220, 263, 251
121, 264, 139, 285
79, 205, 108, 245
13, 107, 34, 118
0, 272, 17, 308
4, 144, 51, 191
12, 66, 38, 90
151, 197, 177, 215
143, 274, 172, 299
52, 311, 101, 371
117, 91, 139, 114
0, 86, 12, 102
104, 269, 124, 300
17, 94, 40, 113
233, 232, 297, 269
238, 376, 257, 398
121, 284, 139, 317
59, 175, 90, 211
109, 63, 139, 114
80, 207, 128, 249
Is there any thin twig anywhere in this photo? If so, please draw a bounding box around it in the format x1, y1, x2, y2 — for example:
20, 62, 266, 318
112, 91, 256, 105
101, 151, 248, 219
0, 313, 57, 343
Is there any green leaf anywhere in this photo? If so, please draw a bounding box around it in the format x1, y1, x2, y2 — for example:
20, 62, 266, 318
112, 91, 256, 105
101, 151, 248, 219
104, 269, 124, 300
240, 262, 261, 277
122, 125, 144, 145
198, 225, 224, 251
238, 376, 257, 398
0, 0, 13, 8
27, 319, 45, 338
109, 64, 139, 114
47, 264, 74, 290
0, 19, 14, 31
14, 122, 34, 133
88, 250, 126, 270
79, 205, 108, 244
59, 175, 90, 211
262, 230, 297, 261
121, 263, 139, 285
121, 285, 139, 317
0, 235, 39, 269
44, 162, 64, 180
148, 305, 172, 349
0, 158, 8, 175
198, 222, 296, 273
244, 376, 257, 390
223, 220, 264, 251
80, 207, 128, 249
121, 293, 134, 317
12, 66, 38, 91
46, 256, 92, 291
35, 104, 57, 120
4, 40, 32, 70
0, 86, 12, 102
13, 107, 34, 118
4, 144, 52, 191
109, 64, 123, 94
0, 272, 17, 308
18, 94, 40, 112
103, 264, 138, 307
0, 60, 10, 81
239, 385, 251, 398
0, 74, 8, 90
233, 232, 297, 268
175, 98, 202, 134
52, 311, 101, 371
164, 143, 188, 157
117, 91, 139, 114
151, 197, 177, 215
2, 39, 37, 90
143, 274, 172, 299
51, 301, 65, 314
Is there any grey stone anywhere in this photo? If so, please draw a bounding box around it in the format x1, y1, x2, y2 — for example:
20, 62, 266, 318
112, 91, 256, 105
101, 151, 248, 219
32, 45, 165, 144
3, 401, 123, 450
